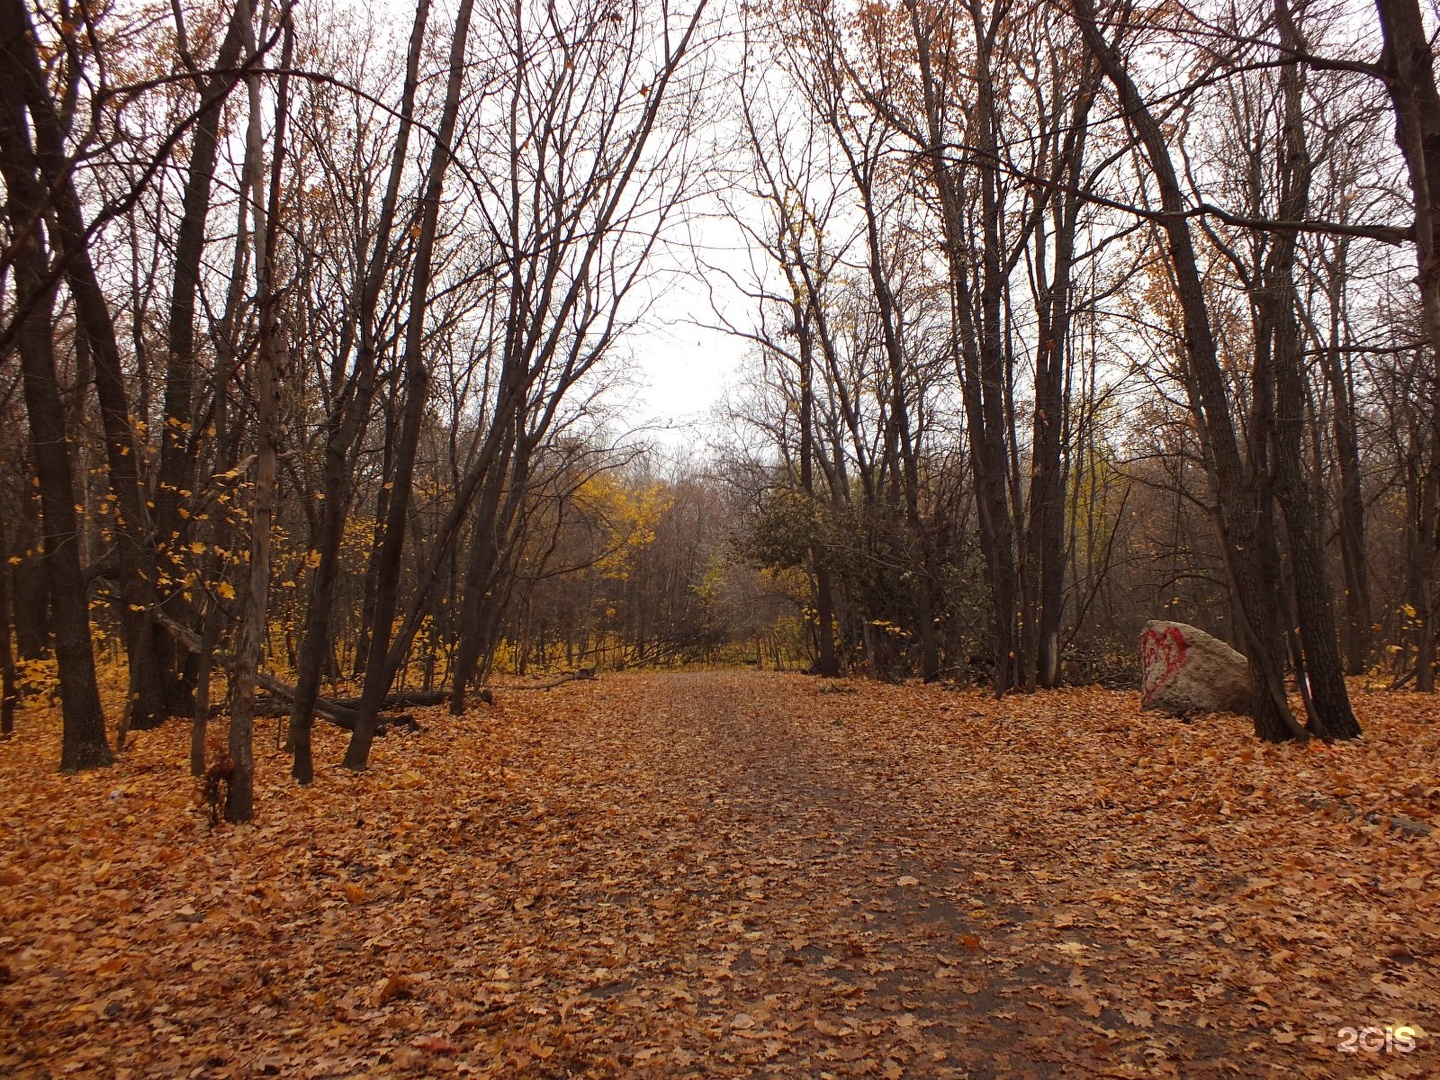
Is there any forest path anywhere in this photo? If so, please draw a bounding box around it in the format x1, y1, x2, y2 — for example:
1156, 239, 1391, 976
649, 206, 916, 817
1, 670, 1434, 1079
507, 668, 1089, 1079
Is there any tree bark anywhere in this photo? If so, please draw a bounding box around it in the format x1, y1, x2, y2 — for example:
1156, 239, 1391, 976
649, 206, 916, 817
226, 1, 293, 822
0, 0, 111, 770
352, 399, 396, 678
1029, 59, 1097, 689
154, 1, 249, 718
1258, 0, 1359, 738
1374, 0, 1440, 691
12, 489, 48, 661
448, 437, 515, 713
1318, 267, 1372, 675
906, 0, 1018, 692
845, 140, 938, 682
2, 0, 168, 732
0, 513, 17, 737
799, 312, 840, 678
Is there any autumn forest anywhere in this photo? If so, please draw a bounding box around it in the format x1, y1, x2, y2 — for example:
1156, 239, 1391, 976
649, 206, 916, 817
1, 0, 1438, 1074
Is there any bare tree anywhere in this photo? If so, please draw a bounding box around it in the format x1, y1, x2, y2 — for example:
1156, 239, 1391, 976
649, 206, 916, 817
227, 0, 295, 822
345, 0, 477, 770
288, 0, 431, 785
1073, 0, 1306, 740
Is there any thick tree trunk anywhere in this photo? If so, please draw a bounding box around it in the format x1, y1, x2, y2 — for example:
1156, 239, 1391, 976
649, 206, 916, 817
1376, 0, 1440, 355
12, 490, 48, 661
0, 514, 17, 737
1406, 466, 1440, 691
0, 1, 111, 770
1375, 0, 1440, 691
2, 0, 168, 732
1260, 0, 1360, 739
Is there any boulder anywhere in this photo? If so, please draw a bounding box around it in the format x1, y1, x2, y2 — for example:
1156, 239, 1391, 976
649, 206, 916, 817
1139, 620, 1252, 716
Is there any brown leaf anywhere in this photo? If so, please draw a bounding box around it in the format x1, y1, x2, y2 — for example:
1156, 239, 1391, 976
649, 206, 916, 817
374, 974, 410, 1007
411, 1036, 459, 1055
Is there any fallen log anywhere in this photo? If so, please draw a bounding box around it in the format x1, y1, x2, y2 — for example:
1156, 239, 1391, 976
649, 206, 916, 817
157, 611, 423, 731
500, 670, 597, 691
284, 688, 449, 711
215, 696, 418, 733
1299, 794, 1434, 837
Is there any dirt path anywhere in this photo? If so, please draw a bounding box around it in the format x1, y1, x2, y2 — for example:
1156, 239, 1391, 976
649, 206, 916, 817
526, 670, 1060, 1078
431, 671, 1433, 1079
1, 670, 1435, 1078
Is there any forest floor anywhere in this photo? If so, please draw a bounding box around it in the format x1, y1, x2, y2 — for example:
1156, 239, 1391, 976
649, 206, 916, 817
0, 671, 1437, 1079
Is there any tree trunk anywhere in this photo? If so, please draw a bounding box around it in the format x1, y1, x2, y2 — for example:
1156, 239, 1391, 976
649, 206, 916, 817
1030, 63, 1097, 689
1374, 0, 1440, 692
1318, 269, 1372, 675
12, 489, 47, 661
909, 0, 1018, 693
0, 0, 112, 770
849, 148, 937, 683
226, 2, 293, 823
2, 0, 167, 732
347, 0, 475, 770
1406, 463, 1440, 691
1259, 0, 1360, 739
154, 1, 249, 718
448, 445, 512, 713
352, 401, 396, 678
0, 513, 17, 737
798, 323, 840, 678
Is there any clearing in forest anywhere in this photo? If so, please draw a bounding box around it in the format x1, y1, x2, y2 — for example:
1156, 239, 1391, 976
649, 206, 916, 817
0, 671, 1436, 1078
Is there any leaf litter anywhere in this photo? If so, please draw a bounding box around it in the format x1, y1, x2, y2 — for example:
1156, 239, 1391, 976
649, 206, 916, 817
0, 671, 1435, 1077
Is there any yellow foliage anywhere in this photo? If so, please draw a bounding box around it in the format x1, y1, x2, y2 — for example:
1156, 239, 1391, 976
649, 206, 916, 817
574, 475, 672, 580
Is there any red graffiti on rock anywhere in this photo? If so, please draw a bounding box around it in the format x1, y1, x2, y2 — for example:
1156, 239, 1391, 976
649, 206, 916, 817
1141, 625, 1189, 704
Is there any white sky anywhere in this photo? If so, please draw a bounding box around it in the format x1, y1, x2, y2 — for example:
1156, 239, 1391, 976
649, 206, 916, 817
609, 192, 764, 452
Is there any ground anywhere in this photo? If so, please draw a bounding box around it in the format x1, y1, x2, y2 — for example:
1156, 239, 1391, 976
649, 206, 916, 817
0, 671, 1437, 1078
